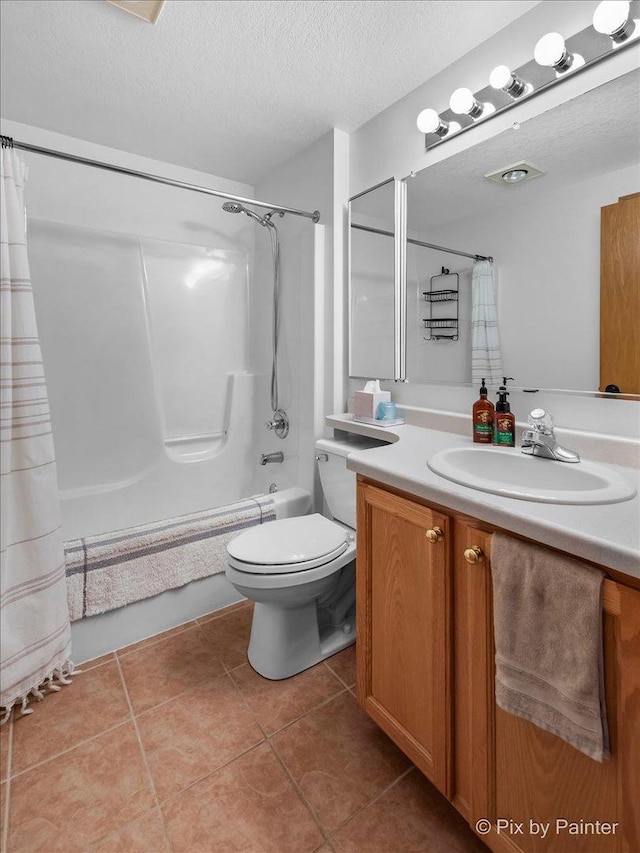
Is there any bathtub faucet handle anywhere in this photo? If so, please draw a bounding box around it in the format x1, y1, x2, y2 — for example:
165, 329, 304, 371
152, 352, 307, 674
264, 408, 289, 439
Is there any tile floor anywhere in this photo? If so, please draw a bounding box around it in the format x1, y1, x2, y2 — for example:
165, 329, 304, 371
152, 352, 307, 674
0, 601, 486, 853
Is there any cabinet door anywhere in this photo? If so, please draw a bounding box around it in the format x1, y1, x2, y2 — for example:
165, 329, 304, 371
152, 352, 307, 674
356, 479, 451, 796
462, 523, 640, 853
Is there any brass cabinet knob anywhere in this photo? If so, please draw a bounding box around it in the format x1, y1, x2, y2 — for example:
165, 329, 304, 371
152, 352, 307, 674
425, 526, 444, 543
464, 546, 484, 564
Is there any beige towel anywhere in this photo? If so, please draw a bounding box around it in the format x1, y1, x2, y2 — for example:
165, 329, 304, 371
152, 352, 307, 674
491, 534, 609, 762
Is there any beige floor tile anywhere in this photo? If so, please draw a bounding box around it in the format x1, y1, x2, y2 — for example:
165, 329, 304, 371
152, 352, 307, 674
11, 662, 130, 776
162, 742, 324, 852
197, 604, 254, 670
117, 621, 197, 658
137, 673, 264, 801
324, 644, 356, 688
230, 661, 344, 735
91, 807, 170, 852
271, 691, 410, 833
119, 626, 225, 715
8, 723, 155, 852
77, 652, 116, 670
197, 599, 251, 624
331, 769, 487, 853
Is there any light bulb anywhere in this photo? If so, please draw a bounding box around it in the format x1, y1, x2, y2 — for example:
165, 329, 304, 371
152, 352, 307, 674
417, 109, 445, 135
450, 87, 483, 118
502, 169, 528, 184
489, 65, 528, 98
593, 1, 633, 40
534, 32, 572, 70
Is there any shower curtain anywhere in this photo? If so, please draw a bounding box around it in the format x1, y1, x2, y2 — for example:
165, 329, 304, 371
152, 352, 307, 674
471, 259, 503, 385
0, 145, 72, 719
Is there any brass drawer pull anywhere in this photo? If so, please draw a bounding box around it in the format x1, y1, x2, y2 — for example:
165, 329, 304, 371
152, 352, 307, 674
464, 546, 484, 564
425, 526, 444, 543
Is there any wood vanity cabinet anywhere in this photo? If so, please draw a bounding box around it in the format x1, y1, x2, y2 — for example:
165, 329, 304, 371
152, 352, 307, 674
356, 475, 640, 853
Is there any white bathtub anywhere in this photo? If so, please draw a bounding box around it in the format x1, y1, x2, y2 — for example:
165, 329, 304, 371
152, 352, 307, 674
71, 485, 312, 663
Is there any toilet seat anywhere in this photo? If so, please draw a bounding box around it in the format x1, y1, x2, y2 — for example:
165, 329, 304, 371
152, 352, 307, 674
227, 513, 350, 575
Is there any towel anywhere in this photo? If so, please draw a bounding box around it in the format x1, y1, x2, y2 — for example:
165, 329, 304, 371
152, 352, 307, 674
64, 495, 276, 621
491, 533, 609, 762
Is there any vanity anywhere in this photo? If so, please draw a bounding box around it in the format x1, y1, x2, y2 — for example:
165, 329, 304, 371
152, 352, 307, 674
328, 414, 640, 853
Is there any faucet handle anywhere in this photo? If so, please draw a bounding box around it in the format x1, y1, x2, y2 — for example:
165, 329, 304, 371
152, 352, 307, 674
528, 408, 554, 434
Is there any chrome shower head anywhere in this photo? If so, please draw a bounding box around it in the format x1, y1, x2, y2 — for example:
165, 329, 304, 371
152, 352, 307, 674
222, 201, 244, 214
222, 201, 267, 225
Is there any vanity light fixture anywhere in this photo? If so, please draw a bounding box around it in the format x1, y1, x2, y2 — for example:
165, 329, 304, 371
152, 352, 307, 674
449, 88, 494, 119
534, 32, 583, 73
417, 109, 448, 137
489, 65, 529, 98
417, 6, 638, 152
593, 1, 635, 42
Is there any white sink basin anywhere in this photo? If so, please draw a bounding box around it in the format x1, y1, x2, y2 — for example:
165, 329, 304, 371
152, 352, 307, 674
427, 447, 636, 505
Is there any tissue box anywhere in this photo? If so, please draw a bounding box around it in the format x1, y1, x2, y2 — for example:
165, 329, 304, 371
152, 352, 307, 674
354, 389, 391, 420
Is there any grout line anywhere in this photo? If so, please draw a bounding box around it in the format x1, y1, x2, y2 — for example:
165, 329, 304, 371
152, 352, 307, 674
263, 685, 349, 739
266, 740, 330, 845
8, 718, 130, 782
114, 655, 174, 853
1, 714, 13, 853
327, 765, 415, 842
323, 659, 356, 692
115, 621, 198, 659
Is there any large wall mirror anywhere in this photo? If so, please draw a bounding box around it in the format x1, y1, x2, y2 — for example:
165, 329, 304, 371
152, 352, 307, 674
348, 178, 406, 381
349, 69, 640, 396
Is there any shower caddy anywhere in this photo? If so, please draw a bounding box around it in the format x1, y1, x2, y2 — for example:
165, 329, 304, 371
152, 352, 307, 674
423, 267, 459, 341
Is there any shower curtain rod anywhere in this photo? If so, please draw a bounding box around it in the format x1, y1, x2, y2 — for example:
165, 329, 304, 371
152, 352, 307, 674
351, 222, 492, 262
0, 135, 321, 223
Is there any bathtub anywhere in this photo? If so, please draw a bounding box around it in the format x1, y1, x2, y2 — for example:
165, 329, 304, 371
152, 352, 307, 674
71, 485, 312, 663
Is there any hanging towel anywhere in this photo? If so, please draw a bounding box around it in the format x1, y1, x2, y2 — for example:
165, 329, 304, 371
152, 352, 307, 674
64, 495, 276, 620
471, 259, 502, 385
491, 534, 609, 762
1, 145, 73, 719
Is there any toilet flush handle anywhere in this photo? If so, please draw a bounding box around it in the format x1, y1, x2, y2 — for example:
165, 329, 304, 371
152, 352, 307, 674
315, 453, 329, 462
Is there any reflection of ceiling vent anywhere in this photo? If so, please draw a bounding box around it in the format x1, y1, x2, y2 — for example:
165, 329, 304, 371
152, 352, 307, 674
484, 161, 545, 186
106, 1, 165, 24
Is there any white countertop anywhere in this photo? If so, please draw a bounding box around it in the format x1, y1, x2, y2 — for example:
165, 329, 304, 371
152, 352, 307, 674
328, 414, 640, 580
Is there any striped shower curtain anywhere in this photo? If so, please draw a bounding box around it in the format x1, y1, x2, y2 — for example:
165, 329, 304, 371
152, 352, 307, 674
0, 143, 72, 719
471, 259, 503, 385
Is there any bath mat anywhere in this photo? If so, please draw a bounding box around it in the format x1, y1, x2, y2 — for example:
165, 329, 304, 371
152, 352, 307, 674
64, 495, 276, 620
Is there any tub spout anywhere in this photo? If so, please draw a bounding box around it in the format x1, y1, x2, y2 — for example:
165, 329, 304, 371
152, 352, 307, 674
260, 451, 284, 466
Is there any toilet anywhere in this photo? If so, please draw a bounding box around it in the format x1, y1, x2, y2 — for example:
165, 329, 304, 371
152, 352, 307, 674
226, 435, 382, 679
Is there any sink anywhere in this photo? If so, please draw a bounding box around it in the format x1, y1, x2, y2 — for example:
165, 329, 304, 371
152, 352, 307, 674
427, 447, 637, 505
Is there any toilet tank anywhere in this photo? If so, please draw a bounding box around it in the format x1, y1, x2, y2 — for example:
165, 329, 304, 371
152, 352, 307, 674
315, 435, 387, 529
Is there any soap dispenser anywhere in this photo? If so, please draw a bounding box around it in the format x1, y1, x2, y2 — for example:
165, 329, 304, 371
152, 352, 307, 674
472, 378, 495, 444
494, 378, 515, 446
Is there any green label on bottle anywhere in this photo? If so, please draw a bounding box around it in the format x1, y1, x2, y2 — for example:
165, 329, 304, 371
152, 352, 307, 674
495, 431, 514, 446
474, 424, 492, 433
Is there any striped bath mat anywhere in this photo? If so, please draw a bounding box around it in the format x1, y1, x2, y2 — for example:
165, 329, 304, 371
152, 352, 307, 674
64, 495, 276, 621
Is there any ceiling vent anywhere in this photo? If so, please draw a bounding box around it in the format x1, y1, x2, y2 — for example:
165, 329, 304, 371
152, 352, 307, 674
106, 1, 165, 24
484, 161, 545, 186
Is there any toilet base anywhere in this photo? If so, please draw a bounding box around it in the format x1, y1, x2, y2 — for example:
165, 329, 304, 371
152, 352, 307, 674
248, 600, 355, 680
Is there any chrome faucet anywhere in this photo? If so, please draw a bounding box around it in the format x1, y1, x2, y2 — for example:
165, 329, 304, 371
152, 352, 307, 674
260, 451, 284, 466
521, 409, 580, 463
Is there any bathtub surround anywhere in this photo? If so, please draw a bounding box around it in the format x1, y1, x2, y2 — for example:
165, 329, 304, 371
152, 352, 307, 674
64, 495, 276, 621
0, 145, 72, 719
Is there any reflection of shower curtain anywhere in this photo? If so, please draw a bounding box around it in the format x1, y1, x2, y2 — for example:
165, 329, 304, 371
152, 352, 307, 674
471, 259, 503, 385
0, 146, 72, 718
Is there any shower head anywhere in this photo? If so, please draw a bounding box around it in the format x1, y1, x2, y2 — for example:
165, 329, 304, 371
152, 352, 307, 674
222, 201, 244, 214
222, 200, 268, 226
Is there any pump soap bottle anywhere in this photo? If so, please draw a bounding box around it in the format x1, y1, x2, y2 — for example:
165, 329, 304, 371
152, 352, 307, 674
494, 378, 515, 447
472, 378, 495, 444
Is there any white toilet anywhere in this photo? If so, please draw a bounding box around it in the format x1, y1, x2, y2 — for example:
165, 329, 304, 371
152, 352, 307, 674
226, 435, 381, 679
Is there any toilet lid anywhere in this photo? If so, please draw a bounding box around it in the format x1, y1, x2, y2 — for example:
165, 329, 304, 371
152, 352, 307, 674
227, 514, 350, 572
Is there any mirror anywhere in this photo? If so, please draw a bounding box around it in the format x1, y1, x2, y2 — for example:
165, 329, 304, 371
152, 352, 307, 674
405, 69, 639, 394
349, 179, 398, 380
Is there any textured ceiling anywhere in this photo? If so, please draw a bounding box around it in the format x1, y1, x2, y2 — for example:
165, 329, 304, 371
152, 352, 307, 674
0, 0, 539, 183
407, 69, 640, 230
